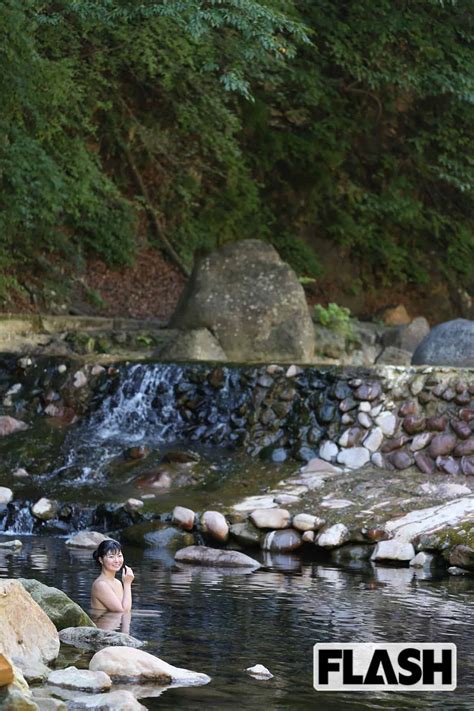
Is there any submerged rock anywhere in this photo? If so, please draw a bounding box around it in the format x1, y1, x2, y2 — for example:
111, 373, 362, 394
175, 546, 260, 568
65, 532, 110, 549
66, 690, 146, 710
59, 627, 143, 651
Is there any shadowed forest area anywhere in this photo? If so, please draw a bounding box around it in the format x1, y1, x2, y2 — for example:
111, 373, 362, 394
1, 0, 473, 320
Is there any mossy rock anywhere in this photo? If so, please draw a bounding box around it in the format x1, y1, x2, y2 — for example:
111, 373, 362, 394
19, 578, 94, 631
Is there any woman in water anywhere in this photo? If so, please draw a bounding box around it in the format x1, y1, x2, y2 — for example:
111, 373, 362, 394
91, 539, 134, 613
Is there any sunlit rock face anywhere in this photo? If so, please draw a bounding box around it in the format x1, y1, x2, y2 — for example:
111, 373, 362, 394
170, 239, 315, 363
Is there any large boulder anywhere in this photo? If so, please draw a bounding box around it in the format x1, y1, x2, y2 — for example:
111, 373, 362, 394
170, 240, 315, 362
0, 580, 59, 672
175, 545, 260, 568
382, 317, 430, 353
19, 579, 94, 630
412, 318, 474, 366
157, 328, 227, 362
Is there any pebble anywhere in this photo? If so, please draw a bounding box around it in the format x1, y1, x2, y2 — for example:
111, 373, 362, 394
246, 664, 273, 679
375, 412, 397, 436
363, 427, 383, 452
316, 523, 349, 548
337, 447, 370, 469
319, 441, 339, 462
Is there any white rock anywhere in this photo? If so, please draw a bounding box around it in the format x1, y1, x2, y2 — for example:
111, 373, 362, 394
409, 552, 435, 569
246, 664, 273, 679
89, 647, 211, 685
371, 540, 415, 562
273, 494, 300, 505
31, 497, 57, 521
316, 524, 349, 548
6, 384, 22, 396
66, 532, 110, 549
57, 364, 67, 374
292, 514, 323, 532
125, 498, 144, 513
363, 427, 383, 452
375, 412, 397, 436
320, 499, 353, 509
172, 505, 195, 531
319, 441, 339, 462
385, 498, 474, 542
286, 365, 303, 378
66, 690, 147, 709
91, 365, 106, 376
410, 432, 433, 451
301, 458, 342, 475
48, 667, 112, 692
266, 365, 284, 374
12, 468, 29, 479
0, 539, 22, 550
73, 371, 87, 389
18, 357, 32, 368
357, 412, 372, 428
358, 401, 371, 412
371, 452, 385, 468
249, 508, 290, 530
233, 495, 277, 512
336, 447, 370, 469
0, 416, 28, 436
175, 546, 260, 568
302, 530, 315, 543
201, 511, 229, 542
370, 403, 383, 417
0, 486, 13, 504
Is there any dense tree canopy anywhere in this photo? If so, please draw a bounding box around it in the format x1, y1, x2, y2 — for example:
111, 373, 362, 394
0, 0, 472, 301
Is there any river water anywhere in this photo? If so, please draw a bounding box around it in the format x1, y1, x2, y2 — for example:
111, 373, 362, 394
1, 536, 472, 710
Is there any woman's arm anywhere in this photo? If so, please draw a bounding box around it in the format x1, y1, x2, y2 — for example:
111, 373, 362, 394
92, 567, 134, 612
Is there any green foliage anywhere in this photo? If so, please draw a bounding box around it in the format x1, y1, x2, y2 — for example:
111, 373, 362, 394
0, 0, 472, 301
313, 303, 354, 340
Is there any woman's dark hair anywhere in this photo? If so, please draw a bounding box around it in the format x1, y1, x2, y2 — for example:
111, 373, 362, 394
92, 539, 123, 567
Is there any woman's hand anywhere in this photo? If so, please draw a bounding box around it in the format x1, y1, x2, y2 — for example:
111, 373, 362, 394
122, 565, 135, 585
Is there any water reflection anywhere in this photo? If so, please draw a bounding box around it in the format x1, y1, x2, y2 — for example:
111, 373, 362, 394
0, 536, 473, 710
91, 609, 131, 634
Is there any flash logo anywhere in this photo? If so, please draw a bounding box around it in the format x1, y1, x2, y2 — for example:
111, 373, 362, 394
314, 643, 456, 691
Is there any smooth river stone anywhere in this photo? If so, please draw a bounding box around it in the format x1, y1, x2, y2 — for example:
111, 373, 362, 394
48, 667, 111, 692
171, 506, 195, 531
250, 508, 290, 530
426, 415, 449, 431
0, 486, 13, 504
229, 522, 261, 547
292, 514, 323, 532
316, 523, 349, 548
32, 497, 58, 521
66, 531, 110, 549
375, 412, 397, 436
449, 545, 474, 571
381, 436, 410, 453
461, 456, 474, 476
454, 437, 474, 457
262, 529, 302, 552
428, 433, 457, 458
89, 646, 211, 685
414, 452, 435, 475
353, 381, 382, 401
201, 511, 229, 542
358, 401, 371, 412
0, 415, 28, 436
175, 546, 260, 569
66, 690, 146, 710
389, 450, 414, 470
337, 447, 370, 469
357, 412, 372, 429
371, 540, 416, 562
402, 415, 426, 434
398, 400, 418, 417
410, 432, 433, 451
436, 456, 460, 476
319, 441, 339, 462
363, 427, 383, 452
451, 420, 472, 440
59, 627, 144, 651
338, 426, 364, 448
